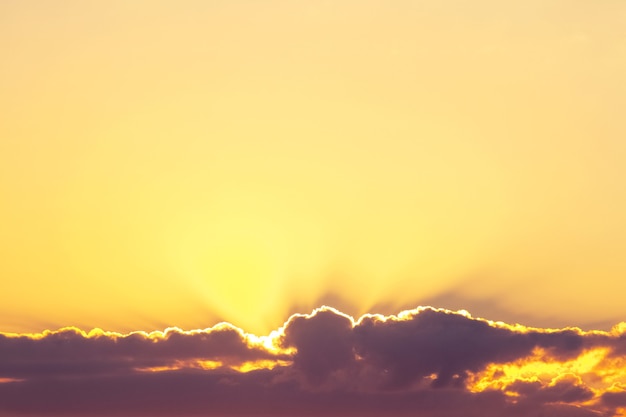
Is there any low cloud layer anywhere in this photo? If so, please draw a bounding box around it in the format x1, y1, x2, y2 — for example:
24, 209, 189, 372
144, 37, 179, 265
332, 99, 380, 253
1, 307, 625, 416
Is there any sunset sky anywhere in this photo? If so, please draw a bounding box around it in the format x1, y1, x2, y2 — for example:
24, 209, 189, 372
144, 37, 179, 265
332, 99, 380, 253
1, 1, 626, 416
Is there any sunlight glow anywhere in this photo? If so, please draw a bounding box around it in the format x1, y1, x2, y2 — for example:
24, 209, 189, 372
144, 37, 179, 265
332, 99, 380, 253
467, 346, 626, 408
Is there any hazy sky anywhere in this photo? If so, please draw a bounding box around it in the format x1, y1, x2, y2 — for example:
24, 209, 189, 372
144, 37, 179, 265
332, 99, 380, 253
1, 0, 625, 336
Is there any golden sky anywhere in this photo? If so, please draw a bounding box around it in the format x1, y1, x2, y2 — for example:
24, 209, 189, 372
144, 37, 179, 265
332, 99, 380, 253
1, 0, 625, 338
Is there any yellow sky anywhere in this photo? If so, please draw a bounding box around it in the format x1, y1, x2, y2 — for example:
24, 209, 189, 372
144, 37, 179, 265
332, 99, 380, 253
1, 1, 625, 335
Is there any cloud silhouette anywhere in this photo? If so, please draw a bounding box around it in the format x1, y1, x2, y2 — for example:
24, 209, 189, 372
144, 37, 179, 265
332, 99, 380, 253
281, 308, 355, 385
1, 306, 625, 416
0, 323, 286, 379
353, 308, 589, 389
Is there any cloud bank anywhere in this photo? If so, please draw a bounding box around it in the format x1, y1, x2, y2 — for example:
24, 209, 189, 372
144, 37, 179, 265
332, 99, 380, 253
1, 307, 625, 416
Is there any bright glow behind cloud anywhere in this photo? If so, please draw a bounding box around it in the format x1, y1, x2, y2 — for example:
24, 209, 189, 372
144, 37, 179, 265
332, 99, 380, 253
1, 1, 625, 334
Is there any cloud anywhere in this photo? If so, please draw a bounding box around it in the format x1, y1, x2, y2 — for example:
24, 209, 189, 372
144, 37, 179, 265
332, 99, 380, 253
508, 377, 595, 404
601, 390, 626, 408
280, 308, 355, 385
0, 323, 286, 379
1, 306, 625, 416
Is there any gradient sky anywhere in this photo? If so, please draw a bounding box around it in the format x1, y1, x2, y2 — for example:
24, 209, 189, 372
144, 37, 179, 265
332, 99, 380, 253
2, 1, 626, 416
0, 0, 626, 333
2, 0, 626, 337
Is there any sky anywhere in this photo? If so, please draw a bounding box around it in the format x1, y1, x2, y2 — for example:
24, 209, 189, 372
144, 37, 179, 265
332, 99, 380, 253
1, 1, 626, 416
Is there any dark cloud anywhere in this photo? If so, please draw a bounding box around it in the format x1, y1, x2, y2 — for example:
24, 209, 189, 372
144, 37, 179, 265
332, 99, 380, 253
354, 309, 532, 388
601, 390, 626, 408
0, 306, 625, 416
509, 378, 595, 404
353, 308, 589, 389
281, 308, 354, 385
607, 330, 626, 357
0, 369, 608, 417
0, 324, 284, 379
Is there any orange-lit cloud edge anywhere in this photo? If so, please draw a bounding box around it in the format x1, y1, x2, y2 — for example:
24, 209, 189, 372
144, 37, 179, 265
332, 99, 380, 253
2, 306, 626, 417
